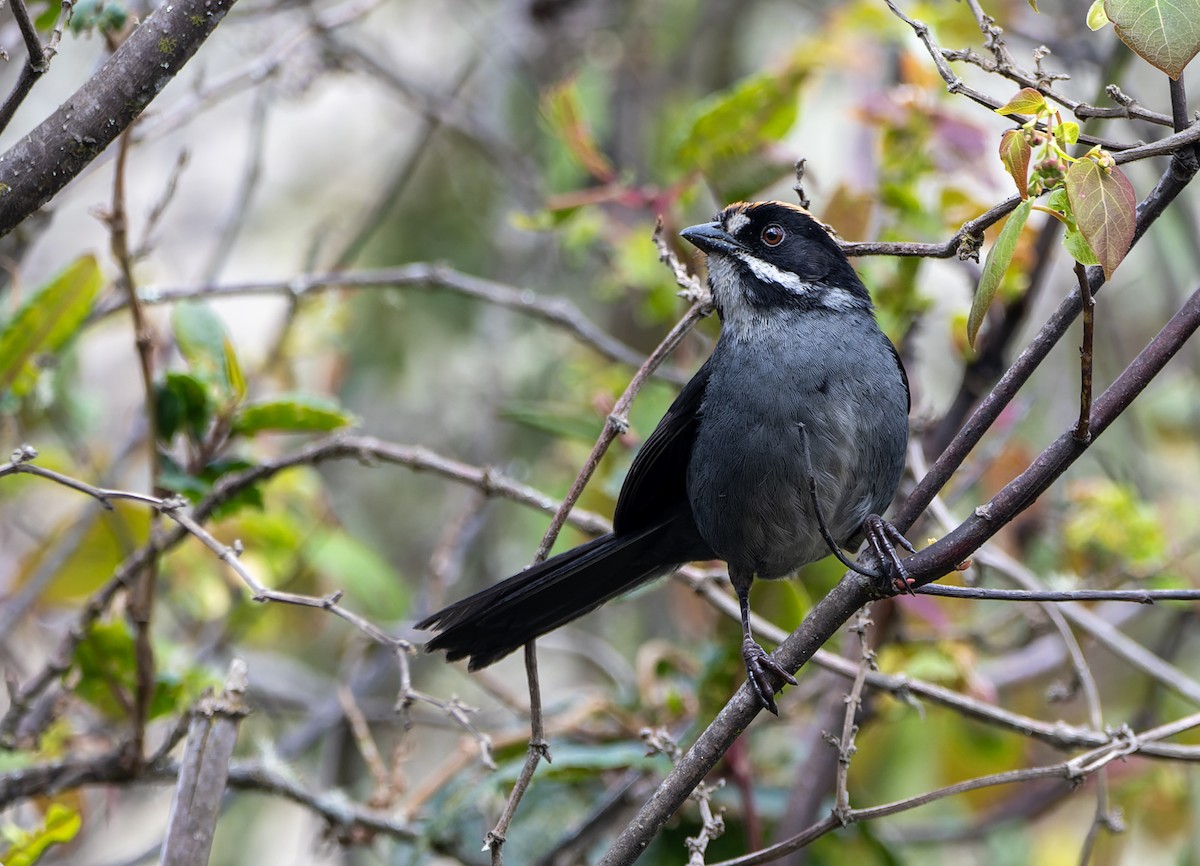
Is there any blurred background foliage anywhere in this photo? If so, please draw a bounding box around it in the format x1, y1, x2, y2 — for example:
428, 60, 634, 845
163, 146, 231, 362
1, 0, 1199, 863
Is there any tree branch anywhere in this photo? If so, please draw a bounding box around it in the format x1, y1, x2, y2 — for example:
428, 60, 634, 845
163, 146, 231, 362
89, 263, 691, 384
0, 0, 241, 237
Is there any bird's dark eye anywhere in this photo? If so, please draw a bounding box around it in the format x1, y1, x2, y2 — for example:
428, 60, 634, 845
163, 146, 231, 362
761, 224, 785, 247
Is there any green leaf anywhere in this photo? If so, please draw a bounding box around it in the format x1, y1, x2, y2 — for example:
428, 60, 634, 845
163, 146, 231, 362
70, 621, 202, 721
1105, 0, 1200, 78
994, 87, 1047, 117
969, 199, 1033, 347
34, 1, 61, 30
230, 394, 356, 436
1, 803, 82, 866
156, 372, 211, 443
172, 301, 239, 399
70, 621, 139, 719
20, 502, 152, 603
998, 129, 1032, 199
1063, 226, 1100, 265
0, 255, 103, 397
1065, 479, 1166, 569
1065, 157, 1136, 278
502, 401, 603, 442
224, 337, 247, 402
306, 528, 409, 619
1054, 121, 1080, 147
158, 455, 264, 518
674, 62, 807, 175
1087, 0, 1110, 29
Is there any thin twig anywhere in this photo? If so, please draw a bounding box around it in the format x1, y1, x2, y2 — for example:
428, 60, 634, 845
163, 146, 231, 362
916, 584, 1200, 603
108, 125, 162, 764
831, 608, 874, 824
487, 230, 712, 861
712, 711, 1200, 866
0, 0, 51, 136
882, 0, 1131, 151
486, 642, 549, 864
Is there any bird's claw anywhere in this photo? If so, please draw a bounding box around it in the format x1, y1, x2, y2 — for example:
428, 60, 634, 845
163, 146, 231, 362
742, 638, 797, 715
864, 515, 916, 596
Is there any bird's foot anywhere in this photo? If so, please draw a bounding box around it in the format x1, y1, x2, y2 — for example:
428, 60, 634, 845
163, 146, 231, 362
742, 638, 797, 716
864, 514, 917, 596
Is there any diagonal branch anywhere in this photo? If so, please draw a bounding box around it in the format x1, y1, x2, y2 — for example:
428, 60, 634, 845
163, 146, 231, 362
0, 0, 241, 237
598, 282, 1200, 865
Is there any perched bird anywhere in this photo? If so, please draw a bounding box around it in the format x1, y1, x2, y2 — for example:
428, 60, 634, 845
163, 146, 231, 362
417, 201, 911, 714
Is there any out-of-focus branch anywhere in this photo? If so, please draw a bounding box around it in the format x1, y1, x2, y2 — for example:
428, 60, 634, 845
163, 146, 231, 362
0, 0, 241, 237
0, 744, 418, 841
0, 432, 612, 745
0, 444, 499, 764
712, 714, 1200, 866
89, 264, 690, 384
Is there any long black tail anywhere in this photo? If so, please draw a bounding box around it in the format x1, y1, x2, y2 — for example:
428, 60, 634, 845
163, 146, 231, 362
416, 522, 688, 670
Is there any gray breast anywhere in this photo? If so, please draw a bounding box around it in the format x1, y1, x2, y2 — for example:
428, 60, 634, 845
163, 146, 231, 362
686, 311, 907, 580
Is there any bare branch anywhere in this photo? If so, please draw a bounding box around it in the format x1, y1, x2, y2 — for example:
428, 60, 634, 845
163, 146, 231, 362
0, 0, 242, 237
90, 264, 691, 385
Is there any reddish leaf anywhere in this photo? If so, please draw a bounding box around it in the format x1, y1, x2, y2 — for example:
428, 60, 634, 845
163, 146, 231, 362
542, 78, 616, 183
999, 129, 1032, 199
1065, 159, 1136, 279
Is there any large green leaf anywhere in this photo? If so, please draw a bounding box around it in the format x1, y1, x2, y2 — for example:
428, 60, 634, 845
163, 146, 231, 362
1105, 0, 1200, 78
0, 255, 103, 397
1065, 158, 1136, 279
674, 62, 807, 176
172, 301, 242, 400
306, 528, 409, 619
231, 394, 356, 436
969, 198, 1033, 347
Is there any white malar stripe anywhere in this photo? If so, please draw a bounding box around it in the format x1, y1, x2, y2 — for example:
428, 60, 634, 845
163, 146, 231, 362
735, 252, 816, 296
724, 210, 750, 236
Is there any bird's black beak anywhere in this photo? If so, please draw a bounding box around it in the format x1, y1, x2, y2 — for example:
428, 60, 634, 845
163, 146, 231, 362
680, 221, 742, 256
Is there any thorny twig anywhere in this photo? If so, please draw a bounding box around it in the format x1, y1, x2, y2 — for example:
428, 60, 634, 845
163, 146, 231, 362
831, 608, 874, 825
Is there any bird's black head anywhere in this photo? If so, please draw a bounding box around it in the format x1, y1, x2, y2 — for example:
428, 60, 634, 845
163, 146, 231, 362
680, 201, 871, 323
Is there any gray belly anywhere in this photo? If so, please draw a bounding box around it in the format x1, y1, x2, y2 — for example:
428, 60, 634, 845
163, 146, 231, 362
685, 324, 907, 580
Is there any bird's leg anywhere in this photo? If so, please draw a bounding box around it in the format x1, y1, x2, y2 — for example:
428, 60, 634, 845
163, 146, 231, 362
797, 422, 886, 580
733, 572, 797, 715
863, 514, 917, 596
